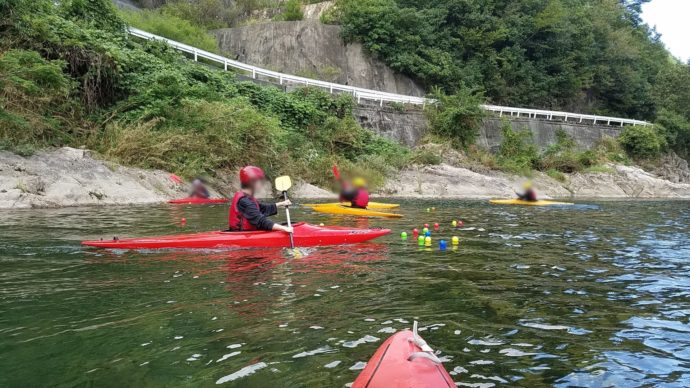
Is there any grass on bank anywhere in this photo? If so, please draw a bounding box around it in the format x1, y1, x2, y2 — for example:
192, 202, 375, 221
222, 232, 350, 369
0, 0, 410, 190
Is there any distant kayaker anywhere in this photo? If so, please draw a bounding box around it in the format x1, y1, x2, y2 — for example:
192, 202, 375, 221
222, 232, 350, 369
228, 166, 293, 233
190, 178, 211, 199
339, 177, 370, 209
517, 181, 538, 202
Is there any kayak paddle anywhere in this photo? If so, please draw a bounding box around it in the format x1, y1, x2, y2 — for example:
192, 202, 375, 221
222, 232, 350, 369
274, 175, 295, 249
332, 165, 341, 180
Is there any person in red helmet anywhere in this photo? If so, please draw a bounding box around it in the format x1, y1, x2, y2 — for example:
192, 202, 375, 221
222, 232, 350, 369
228, 166, 293, 233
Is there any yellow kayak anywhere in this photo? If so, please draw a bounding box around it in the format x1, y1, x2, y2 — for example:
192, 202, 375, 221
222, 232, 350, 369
490, 199, 574, 206
308, 204, 403, 218
303, 202, 400, 210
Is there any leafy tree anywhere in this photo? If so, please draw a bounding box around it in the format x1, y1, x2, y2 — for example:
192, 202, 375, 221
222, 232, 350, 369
337, 0, 678, 121
426, 87, 484, 148
619, 125, 665, 158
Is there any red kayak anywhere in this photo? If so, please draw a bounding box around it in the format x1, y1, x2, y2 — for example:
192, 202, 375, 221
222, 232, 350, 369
353, 322, 455, 388
81, 222, 390, 249
168, 197, 229, 205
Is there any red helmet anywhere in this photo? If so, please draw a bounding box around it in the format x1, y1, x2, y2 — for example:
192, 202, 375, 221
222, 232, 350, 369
239, 166, 265, 185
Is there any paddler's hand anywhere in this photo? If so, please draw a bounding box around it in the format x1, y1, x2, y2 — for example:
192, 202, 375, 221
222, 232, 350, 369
280, 225, 294, 234
277, 199, 292, 208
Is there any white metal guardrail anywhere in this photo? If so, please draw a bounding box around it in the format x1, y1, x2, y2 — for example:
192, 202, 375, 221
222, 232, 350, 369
127, 27, 650, 127
481, 104, 649, 127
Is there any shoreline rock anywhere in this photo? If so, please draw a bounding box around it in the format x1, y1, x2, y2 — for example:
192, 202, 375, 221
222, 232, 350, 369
1, 148, 689, 209
383, 163, 690, 199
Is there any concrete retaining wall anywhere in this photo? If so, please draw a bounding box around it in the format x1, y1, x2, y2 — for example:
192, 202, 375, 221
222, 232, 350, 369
354, 105, 622, 151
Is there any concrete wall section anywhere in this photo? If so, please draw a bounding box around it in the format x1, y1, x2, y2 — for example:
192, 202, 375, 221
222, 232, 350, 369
353, 102, 428, 147
478, 117, 622, 152
351, 110, 623, 151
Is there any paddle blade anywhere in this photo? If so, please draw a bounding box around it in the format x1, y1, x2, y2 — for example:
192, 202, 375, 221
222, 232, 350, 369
275, 176, 292, 192
169, 174, 183, 184
332, 165, 341, 180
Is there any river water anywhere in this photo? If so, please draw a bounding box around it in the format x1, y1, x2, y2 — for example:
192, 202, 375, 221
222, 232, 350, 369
1, 200, 688, 387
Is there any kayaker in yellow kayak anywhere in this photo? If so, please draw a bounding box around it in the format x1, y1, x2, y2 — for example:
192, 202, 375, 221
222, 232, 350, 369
339, 177, 370, 209
516, 181, 538, 202
332, 165, 370, 209
228, 166, 293, 233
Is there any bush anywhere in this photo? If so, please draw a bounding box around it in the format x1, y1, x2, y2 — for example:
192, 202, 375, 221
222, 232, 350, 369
426, 87, 485, 149
120, 8, 219, 52
619, 125, 665, 158
281, 0, 303, 21
496, 122, 538, 174
412, 148, 442, 165
546, 169, 566, 182
160, 0, 232, 30
0, 50, 74, 148
594, 136, 630, 164
100, 98, 284, 177
655, 108, 690, 158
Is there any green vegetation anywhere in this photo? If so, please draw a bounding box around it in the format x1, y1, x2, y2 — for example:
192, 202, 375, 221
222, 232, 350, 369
134, 0, 283, 24
0, 0, 408, 188
425, 88, 484, 149
619, 124, 665, 158
280, 0, 303, 21
120, 8, 219, 51
333, 0, 690, 158
495, 124, 539, 175
484, 122, 621, 176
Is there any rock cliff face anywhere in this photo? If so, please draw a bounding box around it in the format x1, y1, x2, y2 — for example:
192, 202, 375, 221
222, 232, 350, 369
0, 148, 331, 209
0, 148, 186, 208
213, 21, 425, 97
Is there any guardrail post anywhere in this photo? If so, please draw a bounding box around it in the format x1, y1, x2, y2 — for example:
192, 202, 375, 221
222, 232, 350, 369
193, 49, 197, 62
224, 60, 227, 71
380, 98, 383, 107
279, 76, 283, 85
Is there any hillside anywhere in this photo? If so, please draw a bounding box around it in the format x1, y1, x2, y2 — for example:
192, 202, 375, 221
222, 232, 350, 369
119, 0, 690, 160
0, 0, 411, 189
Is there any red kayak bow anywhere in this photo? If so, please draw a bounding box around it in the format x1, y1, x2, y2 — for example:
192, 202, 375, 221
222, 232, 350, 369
82, 222, 390, 250
353, 321, 455, 388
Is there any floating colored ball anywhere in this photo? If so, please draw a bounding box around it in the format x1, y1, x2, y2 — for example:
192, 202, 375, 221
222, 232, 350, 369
452, 236, 460, 245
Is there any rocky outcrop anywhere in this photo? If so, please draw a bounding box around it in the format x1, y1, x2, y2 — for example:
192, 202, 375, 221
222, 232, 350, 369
652, 152, 690, 184
0, 147, 188, 208
213, 21, 424, 96
2, 148, 688, 209
303, 1, 334, 20
0, 148, 339, 209
382, 163, 690, 199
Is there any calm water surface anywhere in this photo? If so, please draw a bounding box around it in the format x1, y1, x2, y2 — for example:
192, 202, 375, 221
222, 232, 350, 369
1, 200, 689, 387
